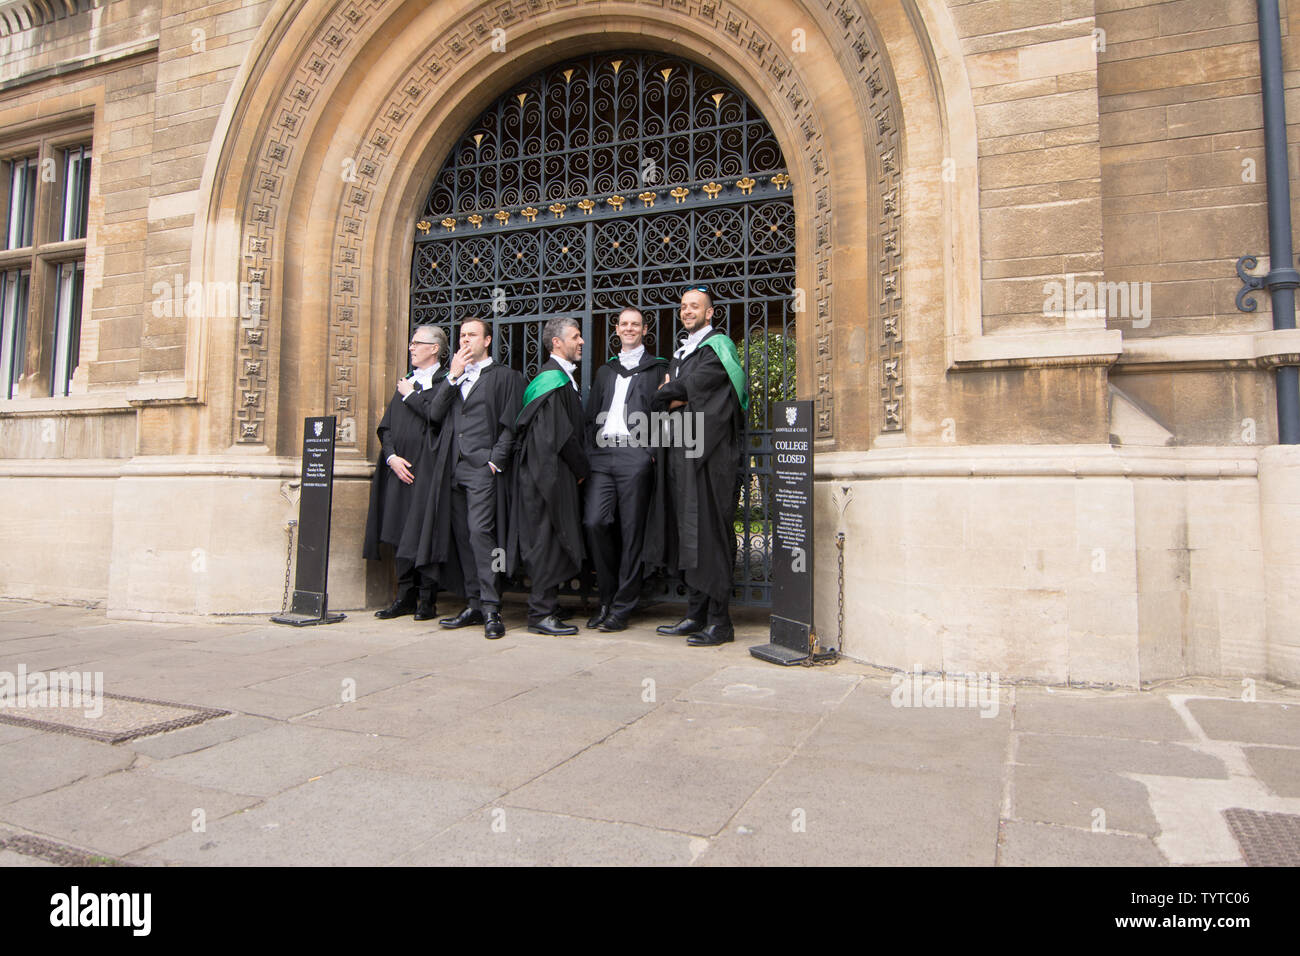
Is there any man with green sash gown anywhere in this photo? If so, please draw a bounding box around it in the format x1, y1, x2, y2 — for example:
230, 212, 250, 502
650, 286, 748, 646
508, 316, 590, 636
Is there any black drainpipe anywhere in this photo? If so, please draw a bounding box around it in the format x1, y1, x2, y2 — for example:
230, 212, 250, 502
1238, 0, 1300, 443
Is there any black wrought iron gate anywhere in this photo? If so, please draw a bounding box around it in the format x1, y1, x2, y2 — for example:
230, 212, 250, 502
410, 51, 795, 605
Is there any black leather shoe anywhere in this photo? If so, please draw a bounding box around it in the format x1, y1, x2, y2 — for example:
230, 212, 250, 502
375, 598, 416, 620
528, 615, 578, 636
484, 611, 506, 639
687, 624, 734, 646
440, 606, 484, 629
597, 616, 628, 633
413, 600, 437, 621
657, 617, 704, 636
587, 604, 611, 629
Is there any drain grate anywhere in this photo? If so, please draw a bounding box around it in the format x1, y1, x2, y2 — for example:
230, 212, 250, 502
0, 681, 229, 744
1223, 808, 1300, 866
0, 834, 127, 867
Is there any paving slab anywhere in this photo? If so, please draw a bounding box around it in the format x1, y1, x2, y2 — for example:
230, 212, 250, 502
184, 626, 340, 656
0, 733, 135, 805
1185, 698, 1300, 747
1010, 763, 1160, 836
1242, 746, 1300, 798
0, 633, 97, 653
437, 642, 624, 684
0, 646, 125, 673
234, 638, 379, 672
998, 820, 1166, 866
127, 713, 279, 760
294, 674, 536, 737
507, 748, 775, 836
246, 659, 431, 703
1015, 732, 1229, 779
168, 685, 326, 720
798, 681, 1009, 775
360, 633, 524, 672
698, 756, 1002, 866
493, 675, 663, 725
397, 806, 702, 866
0, 723, 41, 745
0, 770, 258, 857
534, 652, 723, 696
359, 704, 627, 790
676, 663, 861, 714
134, 766, 501, 866
143, 723, 392, 797
597, 699, 822, 763
0, 848, 56, 866
74, 647, 306, 690
1014, 688, 1192, 741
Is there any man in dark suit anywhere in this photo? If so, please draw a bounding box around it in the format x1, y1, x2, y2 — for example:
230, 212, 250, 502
508, 316, 589, 636
362, 324, 449, 620
419, 317, 523, 640
651, 287, 748, 646
583, 307, 667, 632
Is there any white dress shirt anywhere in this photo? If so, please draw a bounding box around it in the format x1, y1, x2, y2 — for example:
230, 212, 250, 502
451, 355, 493, 400
601, 345, 644, 440
401, 362, 440, 401
553, 354, 579, 390
674, 324, 713, 360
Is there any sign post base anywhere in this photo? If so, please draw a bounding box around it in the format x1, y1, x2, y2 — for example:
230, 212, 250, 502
749, 643, 810, 666
271, 588, 346, 627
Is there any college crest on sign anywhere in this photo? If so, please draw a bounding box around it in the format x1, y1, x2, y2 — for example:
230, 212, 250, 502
313, 421, 323, 437
785, 406, 797, 426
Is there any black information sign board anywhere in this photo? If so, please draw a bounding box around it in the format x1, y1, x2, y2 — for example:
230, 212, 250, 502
751, 400, 815, 665
272, 416, 346, 626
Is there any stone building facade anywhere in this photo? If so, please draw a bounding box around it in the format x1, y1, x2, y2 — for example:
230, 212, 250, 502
0, 0, 1297, 686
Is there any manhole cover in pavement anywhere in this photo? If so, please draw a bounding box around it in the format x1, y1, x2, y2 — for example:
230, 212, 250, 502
1223, 808, 1300, 866
0, 674, 228, 744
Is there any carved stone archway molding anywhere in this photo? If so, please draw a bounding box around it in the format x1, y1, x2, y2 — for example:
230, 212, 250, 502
192, 0, 916, 456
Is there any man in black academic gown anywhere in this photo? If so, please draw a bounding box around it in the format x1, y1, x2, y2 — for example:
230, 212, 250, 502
583, 306, 668, 632
416, 317, 523, 640
362, 323, 449, 620
508, 316, 590, 636
650, 286, 748, 646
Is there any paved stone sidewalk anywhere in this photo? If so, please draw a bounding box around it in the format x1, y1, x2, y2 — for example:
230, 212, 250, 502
0, 599, 1296, 866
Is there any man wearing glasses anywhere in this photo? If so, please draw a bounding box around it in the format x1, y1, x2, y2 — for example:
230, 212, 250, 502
363, 324, 450, 621
650, 286, 749, 646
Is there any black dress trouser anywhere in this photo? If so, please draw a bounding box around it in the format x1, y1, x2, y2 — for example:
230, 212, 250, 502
451, 457, 502, 611
583, 448, 654, 621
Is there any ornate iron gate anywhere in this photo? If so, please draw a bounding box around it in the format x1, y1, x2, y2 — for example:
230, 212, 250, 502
411, 51, 795, 605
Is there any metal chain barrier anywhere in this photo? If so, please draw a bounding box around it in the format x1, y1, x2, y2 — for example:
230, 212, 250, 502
280, 519, 298, 613
836, 531, 846, 647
